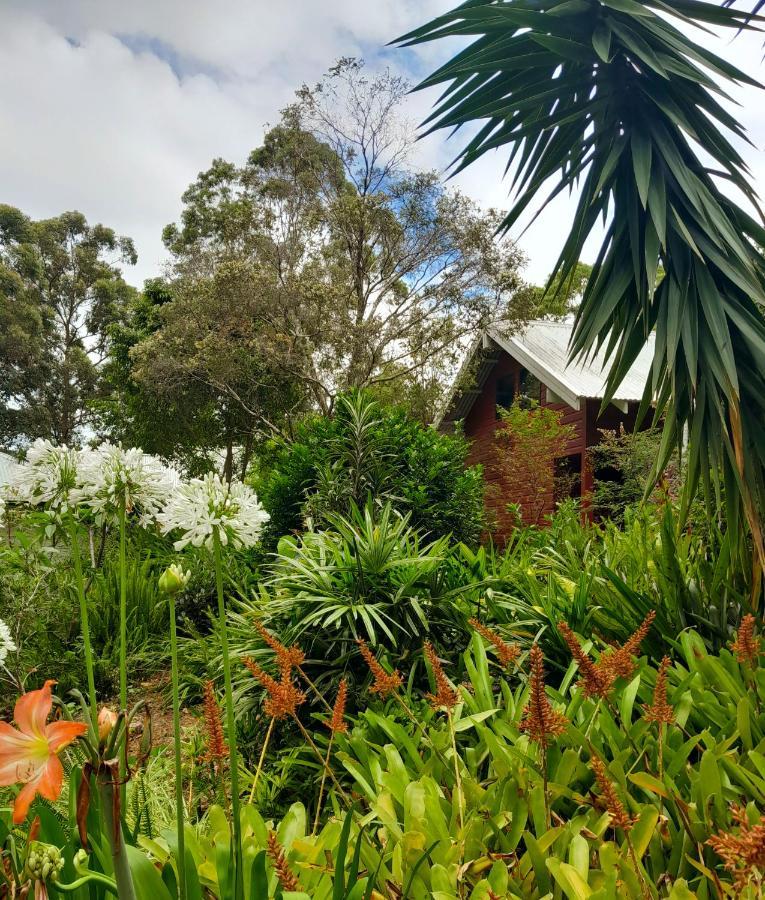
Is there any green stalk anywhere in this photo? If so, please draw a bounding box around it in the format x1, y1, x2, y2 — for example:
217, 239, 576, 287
212, 528, 243, 900
118, 502, 128, 806
97, 773, 137, 900
69, 516, 97, 722
169, 592, 187, 900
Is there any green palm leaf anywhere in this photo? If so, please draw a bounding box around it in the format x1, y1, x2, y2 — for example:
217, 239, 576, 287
398, 0, 765, 569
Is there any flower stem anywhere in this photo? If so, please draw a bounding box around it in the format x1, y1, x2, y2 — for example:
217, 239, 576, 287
294, 717, 352, 807
312, 731, 334, 834
97, 770, 136, 900
118, 503, 128, 806
447, 709, 464, 835
248, 716, 274, 804
213, 529, 243, 900
169, 592, 187, 900
69, 516, 97, 722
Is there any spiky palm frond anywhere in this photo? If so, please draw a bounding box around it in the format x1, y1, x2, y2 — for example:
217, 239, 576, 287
398, 0, 765, 567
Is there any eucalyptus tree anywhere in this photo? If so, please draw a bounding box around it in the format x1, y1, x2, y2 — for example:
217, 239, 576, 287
398, 1, 765, 565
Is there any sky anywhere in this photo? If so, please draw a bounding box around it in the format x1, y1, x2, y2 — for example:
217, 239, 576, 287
2, 1, 765, 289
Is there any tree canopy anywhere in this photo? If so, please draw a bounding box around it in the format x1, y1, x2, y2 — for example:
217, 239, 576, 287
398, 0, 765, 567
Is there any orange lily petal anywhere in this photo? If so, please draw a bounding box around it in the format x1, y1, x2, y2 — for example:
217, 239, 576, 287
14, 680, 55, 739
36, 755, 64, 803
0, 722, 42, 786
45, 720, 87, 753
12, 778, 40, 824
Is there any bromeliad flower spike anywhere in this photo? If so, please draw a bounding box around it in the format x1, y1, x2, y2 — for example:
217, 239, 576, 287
0, 680, 87, 823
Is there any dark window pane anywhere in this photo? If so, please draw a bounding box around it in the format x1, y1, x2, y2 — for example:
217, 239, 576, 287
519, 368, 541, 407
496, 373, 516, 417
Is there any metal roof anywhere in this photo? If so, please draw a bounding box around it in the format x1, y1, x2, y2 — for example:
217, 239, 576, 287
0, 452, 19, 487
436, 317, 656, 427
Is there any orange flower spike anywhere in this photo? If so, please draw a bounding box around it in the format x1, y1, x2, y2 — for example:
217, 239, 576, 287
244, 658, 305, 720
643, 656, 675, 726
424, 641, 458, 711
732, 614, 761, 667
590, 753, 635, 833
254, 620, 305, 671
519, 645, 568, 748
202, 680, 227, 761
708, 805, 765, 892
329, 678, 348, 734
558, 622, 613, 699
267, 831, 300, 893
469, 618, 521, 668
357, 639, 403, 697
0, 680, 87, 824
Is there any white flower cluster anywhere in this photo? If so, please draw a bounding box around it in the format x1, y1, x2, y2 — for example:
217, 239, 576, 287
4, 441, 269, 553
0, 618, 17, 667
11, 439, 80, 515
74, 442, 178, 527
158, 472, 270, 552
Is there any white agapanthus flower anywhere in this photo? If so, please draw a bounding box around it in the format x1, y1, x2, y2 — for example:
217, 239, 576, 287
11, 439, 80, 514
0, 618, 17, 667
157, 472, 270, 551
74, 442, 177, 527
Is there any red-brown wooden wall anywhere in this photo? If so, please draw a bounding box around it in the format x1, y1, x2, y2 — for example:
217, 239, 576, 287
461, 350, 640, 543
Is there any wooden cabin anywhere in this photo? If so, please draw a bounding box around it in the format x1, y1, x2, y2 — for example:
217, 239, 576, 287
435, 318, 655, 541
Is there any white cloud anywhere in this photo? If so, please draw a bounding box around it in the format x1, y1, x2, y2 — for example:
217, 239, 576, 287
1, 1, 764, 289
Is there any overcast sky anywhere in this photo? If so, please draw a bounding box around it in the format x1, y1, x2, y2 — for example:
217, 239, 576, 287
2, 1, 765, 289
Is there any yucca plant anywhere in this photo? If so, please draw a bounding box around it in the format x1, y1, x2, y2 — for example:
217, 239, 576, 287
397, 0, 765, 575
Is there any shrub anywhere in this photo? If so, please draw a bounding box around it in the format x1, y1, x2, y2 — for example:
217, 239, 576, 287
256, 391, 486, 549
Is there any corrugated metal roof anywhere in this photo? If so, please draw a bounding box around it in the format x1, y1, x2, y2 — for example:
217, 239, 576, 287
436, 317, 655, 427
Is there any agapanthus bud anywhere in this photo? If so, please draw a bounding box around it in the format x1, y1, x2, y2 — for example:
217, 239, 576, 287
25, 842, 64, 882
98, 707, 118, 741
158, 563, 190, 596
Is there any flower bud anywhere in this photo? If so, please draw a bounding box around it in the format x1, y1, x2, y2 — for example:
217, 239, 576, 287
25, 842, 64, 882
98, 707, 118, 741
158, 563, 190, 596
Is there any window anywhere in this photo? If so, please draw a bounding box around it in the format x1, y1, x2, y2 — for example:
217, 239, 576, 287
554, 453, 582, 505
495, 373, 516, 417
519, 368, 541, 408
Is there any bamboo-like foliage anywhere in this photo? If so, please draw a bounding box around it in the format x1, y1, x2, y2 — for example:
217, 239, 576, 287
397, 0, 765, 566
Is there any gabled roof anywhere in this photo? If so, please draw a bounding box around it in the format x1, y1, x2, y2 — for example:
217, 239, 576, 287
436, 316, 656, 427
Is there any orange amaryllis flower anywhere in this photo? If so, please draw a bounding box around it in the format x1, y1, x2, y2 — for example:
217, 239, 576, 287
0, 680, 87, 823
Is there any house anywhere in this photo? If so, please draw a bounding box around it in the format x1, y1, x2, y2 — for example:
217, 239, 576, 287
435, 317, 655, 539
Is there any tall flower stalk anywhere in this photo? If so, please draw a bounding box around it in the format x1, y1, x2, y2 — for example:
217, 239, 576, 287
159, 564, 191, 900
69, 516, 97, 721
158, 472, 269, 900
212, 528, 243, 897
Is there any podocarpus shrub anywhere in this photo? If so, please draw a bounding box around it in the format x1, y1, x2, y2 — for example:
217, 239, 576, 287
256, 391, 486, 550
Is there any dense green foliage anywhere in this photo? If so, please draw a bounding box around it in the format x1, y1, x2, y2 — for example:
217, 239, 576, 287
256, 392, 486, 549
399, 0, 765, 574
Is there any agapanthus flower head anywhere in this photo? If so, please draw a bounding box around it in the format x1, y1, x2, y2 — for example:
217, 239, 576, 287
356, 639, 403, 697
0, 618, 17, 667
158, 563, 191, 596
157, 472, 269, 552
12, 439, 80, 516
75, 442, 176, 527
